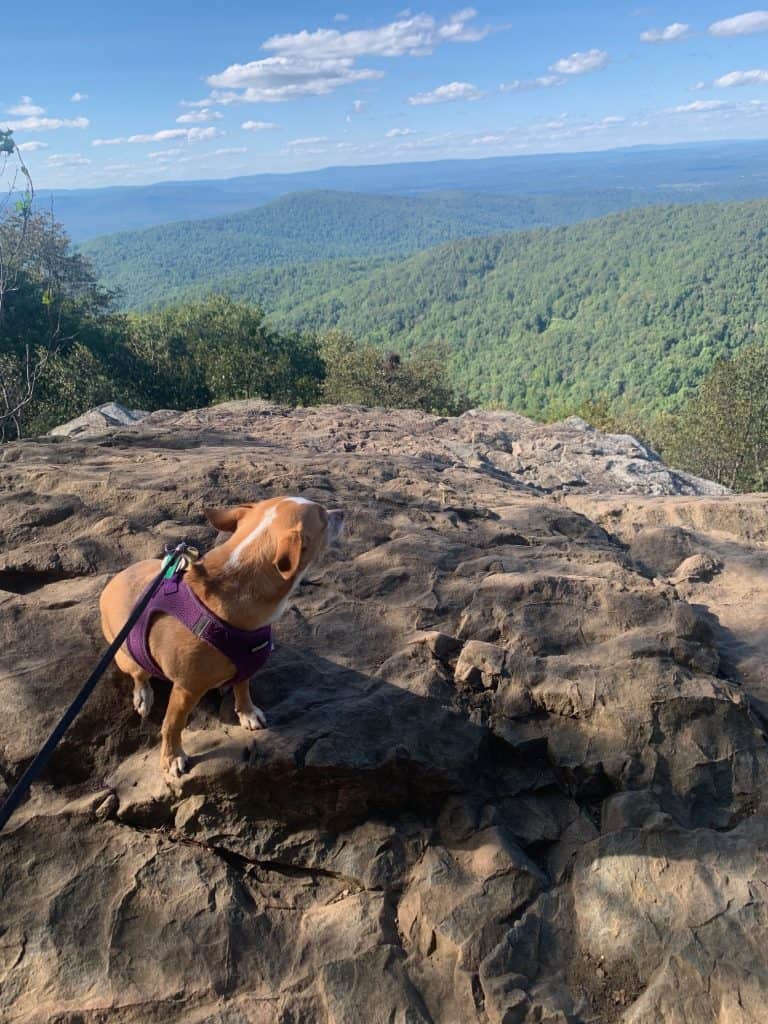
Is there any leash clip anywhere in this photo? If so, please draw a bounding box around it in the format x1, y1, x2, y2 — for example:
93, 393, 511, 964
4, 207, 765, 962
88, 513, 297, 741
161, 541, 201, 579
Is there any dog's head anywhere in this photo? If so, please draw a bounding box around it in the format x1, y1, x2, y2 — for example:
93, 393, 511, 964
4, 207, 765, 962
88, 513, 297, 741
204, 496, 344, 587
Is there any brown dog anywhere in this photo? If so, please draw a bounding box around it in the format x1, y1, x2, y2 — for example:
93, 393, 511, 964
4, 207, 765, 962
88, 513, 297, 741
100, 497, 343, 776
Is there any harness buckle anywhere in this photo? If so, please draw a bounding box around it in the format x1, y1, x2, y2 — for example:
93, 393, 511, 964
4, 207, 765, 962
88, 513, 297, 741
192, 615, 212, 638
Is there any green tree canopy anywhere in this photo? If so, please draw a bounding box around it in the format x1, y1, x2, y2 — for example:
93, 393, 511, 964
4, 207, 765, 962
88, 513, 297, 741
0, 205, 114, 440
125, 296, 324, 410
654, 344, 768, 491
320, 331, 463, 415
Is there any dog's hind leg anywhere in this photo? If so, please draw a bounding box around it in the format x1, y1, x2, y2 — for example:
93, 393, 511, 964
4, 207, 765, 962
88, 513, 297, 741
160, 684, 201, 777
112, 646, 154, 719
131, 671, 154, 719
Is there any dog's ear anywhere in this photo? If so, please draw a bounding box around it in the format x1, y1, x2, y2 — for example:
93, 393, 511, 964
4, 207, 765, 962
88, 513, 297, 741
204, 506, 248, 534
273, 530, 303, 581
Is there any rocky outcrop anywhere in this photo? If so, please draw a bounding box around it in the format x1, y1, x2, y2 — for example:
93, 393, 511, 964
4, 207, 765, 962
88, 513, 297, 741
48, 401, 149, 438
51, 400, 729, 495
0, 401, 764, 1024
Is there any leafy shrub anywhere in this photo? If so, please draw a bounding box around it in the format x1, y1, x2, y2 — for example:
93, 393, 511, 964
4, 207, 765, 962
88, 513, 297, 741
0, 208, 114, 439
124, 296, 324, 410
320, 331, 464, 414
652, 344, 768, 491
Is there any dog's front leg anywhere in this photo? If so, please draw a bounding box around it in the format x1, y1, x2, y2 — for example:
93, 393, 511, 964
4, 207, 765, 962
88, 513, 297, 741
160, 684, 201, 776
233, 679, 267, 731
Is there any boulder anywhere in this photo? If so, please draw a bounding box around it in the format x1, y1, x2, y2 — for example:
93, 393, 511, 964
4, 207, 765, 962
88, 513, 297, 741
48, 401, 149, 438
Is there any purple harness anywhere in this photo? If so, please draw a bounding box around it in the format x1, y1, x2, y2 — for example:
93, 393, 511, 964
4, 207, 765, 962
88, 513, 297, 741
126, 567, 273, 687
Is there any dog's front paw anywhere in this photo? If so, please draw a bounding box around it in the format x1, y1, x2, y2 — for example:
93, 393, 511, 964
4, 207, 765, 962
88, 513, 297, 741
163, 752, 190, 777
237, 706, 267, 731
133, 684, 154, 719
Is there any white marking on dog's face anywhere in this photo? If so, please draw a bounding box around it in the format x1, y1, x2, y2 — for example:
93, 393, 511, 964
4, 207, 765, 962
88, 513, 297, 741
225, 497, 342, 580
227, 506, 278, 569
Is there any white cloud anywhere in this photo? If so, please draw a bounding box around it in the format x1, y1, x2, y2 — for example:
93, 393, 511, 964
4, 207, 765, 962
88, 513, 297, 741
709, 10, 768, 36
656, 95, 768, 123
692, 81, 707, 90
471, 134, 504, 145
640, 22, 690, 43
279, 144, 328, 155
179, 127, 224, 141
500, 75, 564, 92
92, 136, 137, 147
204, 56, 383, 104
92, 126, 222, 146
16, 140, 49, 152
345, 98, 367, 123
407, 81, 485, 105
1, 115, 89, 132
176, 108, 224, 123
6, 96, 45, 116
70, 92, 88, 103
241, 120, 279, 131
668, 99, 730, 112
201, 10, 490, 106
540, 114, 626, 138
262, 10, 489, 60
334, 12, 349, 22
173, 146, 250, 165
288, 135, 329, 145
148, 148, 183, 160
385, 127, 416, 136
549, 49, 610, 76
46, 153, 91, 167
394, 132, 455, 152
715, 68, 768, 87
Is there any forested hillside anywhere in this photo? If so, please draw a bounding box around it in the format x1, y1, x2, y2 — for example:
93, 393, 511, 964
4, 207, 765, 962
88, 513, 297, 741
0, 203, 460, 440
83, 188, 715, 309
6, 187, 768, 492
182, 199, 768, 417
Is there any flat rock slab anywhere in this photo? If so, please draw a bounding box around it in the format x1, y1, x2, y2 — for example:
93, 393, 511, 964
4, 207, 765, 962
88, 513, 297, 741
0, 401, 763, 1024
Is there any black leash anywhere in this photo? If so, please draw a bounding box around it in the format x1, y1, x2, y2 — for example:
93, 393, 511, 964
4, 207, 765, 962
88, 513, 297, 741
0, 542, 197, 834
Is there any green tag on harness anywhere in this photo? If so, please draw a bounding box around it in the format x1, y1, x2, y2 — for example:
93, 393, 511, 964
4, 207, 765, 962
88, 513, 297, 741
163, 555, 182, 579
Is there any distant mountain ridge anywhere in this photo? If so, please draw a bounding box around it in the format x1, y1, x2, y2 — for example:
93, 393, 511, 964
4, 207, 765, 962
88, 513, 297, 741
38, 138, 768, 240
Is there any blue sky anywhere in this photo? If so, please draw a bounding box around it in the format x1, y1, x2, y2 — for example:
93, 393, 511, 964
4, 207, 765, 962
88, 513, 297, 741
3, 2, 768, 189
